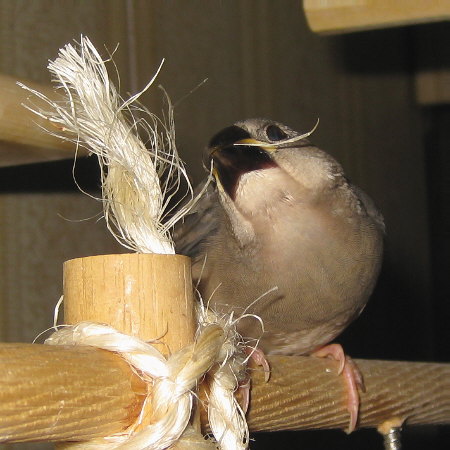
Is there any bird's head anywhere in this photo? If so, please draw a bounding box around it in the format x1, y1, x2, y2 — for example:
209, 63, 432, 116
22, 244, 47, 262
206, 119, 344, 224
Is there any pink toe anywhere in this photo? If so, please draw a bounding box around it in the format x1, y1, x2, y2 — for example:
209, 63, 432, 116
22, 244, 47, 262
246, 347, 271, 382
312, 343, 364, 433
342, 363, 360, 433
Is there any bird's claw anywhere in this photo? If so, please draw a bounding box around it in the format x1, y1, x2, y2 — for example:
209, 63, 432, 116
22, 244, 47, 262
237, 378, 251, 414
312, 343, 364, 433
245, 346, 271, 382
237, 347, 271, 414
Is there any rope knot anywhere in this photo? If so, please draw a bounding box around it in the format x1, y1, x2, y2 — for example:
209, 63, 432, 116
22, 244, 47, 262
45, 304, 249, 450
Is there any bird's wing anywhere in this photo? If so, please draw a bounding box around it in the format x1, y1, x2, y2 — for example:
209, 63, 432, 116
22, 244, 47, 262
173, 179, 220, 259
352, 185, 385, 233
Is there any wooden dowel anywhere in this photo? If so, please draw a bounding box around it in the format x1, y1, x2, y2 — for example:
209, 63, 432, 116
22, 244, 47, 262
0, 344, 145, 443
60, 253, 197, 446
0, 73, 81, 167
0, 346, 449, 443
247, 356, 450, 431
303, 0, 450, 35
63, 254, 196, 355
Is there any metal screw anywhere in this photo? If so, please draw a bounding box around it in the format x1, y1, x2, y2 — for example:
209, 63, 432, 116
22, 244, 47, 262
383, 427, 402, 450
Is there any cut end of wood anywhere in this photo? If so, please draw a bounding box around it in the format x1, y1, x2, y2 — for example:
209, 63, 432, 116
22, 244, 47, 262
63, 253, 195, 353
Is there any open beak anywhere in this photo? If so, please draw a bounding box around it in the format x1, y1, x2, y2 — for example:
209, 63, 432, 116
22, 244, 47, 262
208, 136, 277, 199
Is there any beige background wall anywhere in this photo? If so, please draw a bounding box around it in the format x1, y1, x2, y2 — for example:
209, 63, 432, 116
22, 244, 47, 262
0, 1, 446, 448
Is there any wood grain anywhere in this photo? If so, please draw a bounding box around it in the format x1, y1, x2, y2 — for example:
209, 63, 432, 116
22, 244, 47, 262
0, 344, 145, 443
247, 356, 450, 431
64, 254, 196, 354
0, 348, 448, 443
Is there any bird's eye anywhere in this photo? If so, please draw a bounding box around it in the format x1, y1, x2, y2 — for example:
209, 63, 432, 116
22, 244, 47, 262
266, 124, 287, 141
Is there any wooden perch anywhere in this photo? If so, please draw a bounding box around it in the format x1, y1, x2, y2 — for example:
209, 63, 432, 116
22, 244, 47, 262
0, 344, 448, 443
0, 73, 80, 167
246, 355, 450, 432
303, 0, 450, 35
0, 344, 145, 442
1, 254, 448, 445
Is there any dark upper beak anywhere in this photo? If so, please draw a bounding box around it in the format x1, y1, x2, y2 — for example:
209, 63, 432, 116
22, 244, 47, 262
206, 125, 277, 199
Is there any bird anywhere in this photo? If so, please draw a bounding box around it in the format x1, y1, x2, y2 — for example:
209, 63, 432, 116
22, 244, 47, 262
174, 118, 384, 432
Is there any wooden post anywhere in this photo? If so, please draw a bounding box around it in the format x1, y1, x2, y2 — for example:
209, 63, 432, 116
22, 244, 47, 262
59, 253, 197, 446
63, 253, 195, 354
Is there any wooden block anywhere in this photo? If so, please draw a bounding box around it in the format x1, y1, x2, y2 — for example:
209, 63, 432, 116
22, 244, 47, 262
304, 0, 450, 34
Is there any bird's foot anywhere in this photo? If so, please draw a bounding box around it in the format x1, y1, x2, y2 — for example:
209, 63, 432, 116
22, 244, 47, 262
312, 343, 365, 433
237, 378, 251, 414
237, 347, 271, 414
245, 346, 271, 382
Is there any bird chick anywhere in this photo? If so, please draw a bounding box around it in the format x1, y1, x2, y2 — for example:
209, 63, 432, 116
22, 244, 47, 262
175, 118, 384, 431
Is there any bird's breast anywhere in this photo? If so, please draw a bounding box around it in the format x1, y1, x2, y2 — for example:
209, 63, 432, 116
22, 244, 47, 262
195, 193, 383, 355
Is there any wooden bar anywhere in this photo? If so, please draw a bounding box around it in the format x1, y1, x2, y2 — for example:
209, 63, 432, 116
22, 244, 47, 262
247, 356, 450, 431
0, 344, 448, 443
304, 0, 450, 35
0, 73, 79, 167
0, 344, 145, 443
